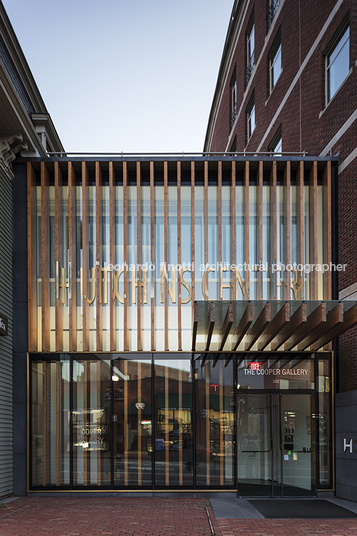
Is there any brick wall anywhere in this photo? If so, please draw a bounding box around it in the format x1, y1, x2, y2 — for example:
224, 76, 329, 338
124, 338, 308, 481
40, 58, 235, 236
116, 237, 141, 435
206, 0, 357, 392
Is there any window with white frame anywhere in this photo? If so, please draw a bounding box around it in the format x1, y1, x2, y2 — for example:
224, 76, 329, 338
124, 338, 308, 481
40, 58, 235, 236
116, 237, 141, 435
246, 16, 255, 85
230, 78, 237, 129
268, 0, 281, 28
247, 99, 255, 141
326, 24, 349, 102
270, 43, 281, 91
268, 126, 282, 155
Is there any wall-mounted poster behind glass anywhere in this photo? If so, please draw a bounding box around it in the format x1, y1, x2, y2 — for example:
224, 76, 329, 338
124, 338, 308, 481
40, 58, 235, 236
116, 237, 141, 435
72, 357, 111, 486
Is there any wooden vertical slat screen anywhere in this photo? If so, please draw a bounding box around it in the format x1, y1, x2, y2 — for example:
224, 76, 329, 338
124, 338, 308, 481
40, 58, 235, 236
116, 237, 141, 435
96, 162, 103, 351
137, 162, 142, 351
297, 162, 304, 299
309, 161, 318, 300
150, 162, 155, 351
81, 163, 90, 352
109, 162, 116, 350
191, 162, 195, 313
55, 162, 63, 351
323, 161, 332, 300
177, 162, 182, 351
257, 161, 263, 300
68, 162, 77, 351
164, 161, 169, 350
231, 161, 237, 301
270, 161, 277, 299
283, 162, 291, 300
41, 162, 50, 351
123, 162, 128, 351
244, 161, 250, 299
27, 163, 38, 351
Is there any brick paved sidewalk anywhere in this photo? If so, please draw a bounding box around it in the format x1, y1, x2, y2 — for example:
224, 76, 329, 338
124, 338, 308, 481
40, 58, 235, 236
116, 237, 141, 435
0, 498, 357, 536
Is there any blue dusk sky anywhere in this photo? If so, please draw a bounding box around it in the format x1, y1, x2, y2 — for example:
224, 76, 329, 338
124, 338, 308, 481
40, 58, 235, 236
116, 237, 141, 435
3, 0, 233, 153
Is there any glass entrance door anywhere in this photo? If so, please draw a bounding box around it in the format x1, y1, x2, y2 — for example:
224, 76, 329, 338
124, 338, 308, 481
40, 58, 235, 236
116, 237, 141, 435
237, 393, 315, 496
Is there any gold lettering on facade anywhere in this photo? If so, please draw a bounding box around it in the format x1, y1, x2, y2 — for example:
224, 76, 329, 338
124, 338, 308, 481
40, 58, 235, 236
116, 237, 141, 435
160, 265, 176, 304
56, 261, 66, 304
234, 268, 249, 299
180, 267, 192, 304
290, 269, 303, 300
219, 266, 231, 299
98, 267, 111, 304
132, 268, 148, 304
80, 267, 96, 304
112, 268, 124, 304
202, 266, 215, 300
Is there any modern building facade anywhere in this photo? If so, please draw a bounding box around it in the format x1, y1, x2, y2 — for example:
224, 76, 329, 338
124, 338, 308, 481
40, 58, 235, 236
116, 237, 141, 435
204, 0, 357, 500
6, 154, 352, 496
1, 0, 357, 499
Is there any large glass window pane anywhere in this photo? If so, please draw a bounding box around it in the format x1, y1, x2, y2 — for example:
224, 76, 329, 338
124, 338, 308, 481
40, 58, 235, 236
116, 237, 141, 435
154, 356, 193, 486
195, 355, 235, 487
72, 358, 111, 486
113, 356, 152, 487
327, 27, 349, 101
270, 45, 282, 91
31, 356, 70, 487
237, 394, 272, 496
318, 356, 332, 488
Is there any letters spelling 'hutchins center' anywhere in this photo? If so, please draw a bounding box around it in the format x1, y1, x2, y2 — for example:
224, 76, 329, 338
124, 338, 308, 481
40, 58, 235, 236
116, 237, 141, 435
20, 155, 357, 496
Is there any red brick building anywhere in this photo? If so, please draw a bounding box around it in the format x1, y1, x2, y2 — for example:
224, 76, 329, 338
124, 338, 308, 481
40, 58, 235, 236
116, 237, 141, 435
205, 0, 357, 500
204, 0, 357, 392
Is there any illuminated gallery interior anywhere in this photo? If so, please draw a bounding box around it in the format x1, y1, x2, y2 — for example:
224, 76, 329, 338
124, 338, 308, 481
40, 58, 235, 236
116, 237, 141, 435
24, 156, 356, 495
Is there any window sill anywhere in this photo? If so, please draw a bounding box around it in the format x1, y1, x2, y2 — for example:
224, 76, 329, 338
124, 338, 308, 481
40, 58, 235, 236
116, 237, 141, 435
319, 66, 353, 119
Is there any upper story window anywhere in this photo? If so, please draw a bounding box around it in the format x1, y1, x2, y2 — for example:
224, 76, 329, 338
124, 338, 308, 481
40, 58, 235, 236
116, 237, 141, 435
270, 136, 282, 155
326, 24, 350, 102
268, 0, 281, 29
230, 75, 237, 128
269, 33, 282, 92
246, 15, 255, 86
247, 96, 255, 141
268, 126, 282, 155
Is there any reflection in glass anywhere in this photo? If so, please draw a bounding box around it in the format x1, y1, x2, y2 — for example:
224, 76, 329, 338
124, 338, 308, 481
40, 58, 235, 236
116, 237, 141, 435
31, 358, 70, 487
237, 394, 272, 496
195, 356, 235, 487
113, 357, 152, 487
318, 357, 332, 487
72, 358, 111, 486
154, 358, 193, 486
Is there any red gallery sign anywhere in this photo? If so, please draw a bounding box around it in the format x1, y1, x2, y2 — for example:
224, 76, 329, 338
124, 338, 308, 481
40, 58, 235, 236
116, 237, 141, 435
249, 362, 262, 371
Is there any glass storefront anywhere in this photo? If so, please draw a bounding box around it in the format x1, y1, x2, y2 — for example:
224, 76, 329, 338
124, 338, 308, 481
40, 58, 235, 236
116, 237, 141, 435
30, 352, 332, 494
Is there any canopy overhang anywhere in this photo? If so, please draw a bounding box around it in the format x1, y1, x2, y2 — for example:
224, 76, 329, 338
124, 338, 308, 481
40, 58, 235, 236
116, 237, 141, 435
192, 300, 357, 354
